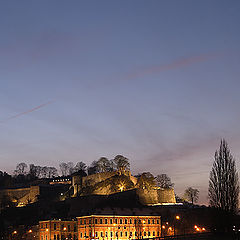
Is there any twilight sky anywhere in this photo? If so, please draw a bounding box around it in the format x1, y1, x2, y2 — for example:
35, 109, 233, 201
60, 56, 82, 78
0, 1, 240, 204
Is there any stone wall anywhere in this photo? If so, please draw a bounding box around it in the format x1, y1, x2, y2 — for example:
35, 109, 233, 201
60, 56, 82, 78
82, 172, 116, 187
0, 186, 40, 206
136, 188, 176, 205
157, 188, 176, 203
72, 172, 117, 196
0, 188, 30, 201
72, 170, 176, 206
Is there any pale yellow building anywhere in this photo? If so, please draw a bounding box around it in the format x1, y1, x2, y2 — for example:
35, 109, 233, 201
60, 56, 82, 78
77, 215, 161, 240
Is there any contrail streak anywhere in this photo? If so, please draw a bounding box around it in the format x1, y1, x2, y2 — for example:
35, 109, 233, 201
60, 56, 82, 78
1, 100, 54, 123
124, 52, 223, 80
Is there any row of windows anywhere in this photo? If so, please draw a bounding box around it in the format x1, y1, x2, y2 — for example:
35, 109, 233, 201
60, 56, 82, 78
41, 235, 77, 240
79, 218, 160, 225
80, 231, 159, 238
40, 223, 77, 232
52, 178, 70, 182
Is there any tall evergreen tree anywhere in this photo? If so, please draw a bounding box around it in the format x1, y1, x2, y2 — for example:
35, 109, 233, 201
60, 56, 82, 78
208, 139, 239, 213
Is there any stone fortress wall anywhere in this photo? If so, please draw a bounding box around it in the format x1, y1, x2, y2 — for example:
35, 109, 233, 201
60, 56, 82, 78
0, 185, 40, 207
72, 170, 176, 205
137, 188, 176, 205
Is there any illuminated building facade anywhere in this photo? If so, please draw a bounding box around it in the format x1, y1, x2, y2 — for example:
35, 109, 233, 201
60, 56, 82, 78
39, 215, 161, 240
39, 220, 78, 240
77, 215, 161, 240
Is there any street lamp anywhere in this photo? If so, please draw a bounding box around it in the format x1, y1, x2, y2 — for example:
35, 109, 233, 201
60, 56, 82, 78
174, 215, 180, 236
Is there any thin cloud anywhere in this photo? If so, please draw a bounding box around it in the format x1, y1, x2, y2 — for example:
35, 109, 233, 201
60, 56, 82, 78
124, 52, 224, 80
0, 100, 54, 123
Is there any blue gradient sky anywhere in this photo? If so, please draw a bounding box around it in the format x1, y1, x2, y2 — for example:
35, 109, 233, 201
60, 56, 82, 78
0, 1, 240, 204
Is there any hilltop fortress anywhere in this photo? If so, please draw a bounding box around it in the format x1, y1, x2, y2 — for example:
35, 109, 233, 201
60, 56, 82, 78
0, 168, 176, 207
72, 168, 176, 205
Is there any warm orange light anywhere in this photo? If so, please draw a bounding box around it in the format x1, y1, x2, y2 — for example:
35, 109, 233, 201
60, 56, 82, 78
168, 227, 172, 231
176, 215, 180, 220
194, 225, 198, 229
162, 225, 165, 229
196, 228, 200, 231
13, 231, 17, 234
202, 228, 205, 231
63, 227, 67, 231
166, 222, 169, 225
28, 230, 32, 233
46, 229, 49, 232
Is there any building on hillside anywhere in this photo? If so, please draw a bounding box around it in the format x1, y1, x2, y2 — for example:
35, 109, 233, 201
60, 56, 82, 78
39, 220, 78, 240
49, 176, 72, 185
